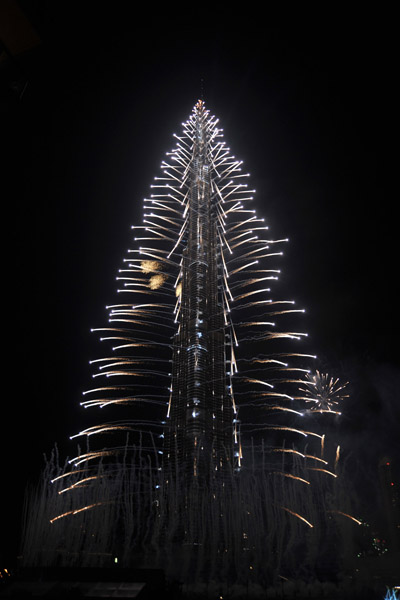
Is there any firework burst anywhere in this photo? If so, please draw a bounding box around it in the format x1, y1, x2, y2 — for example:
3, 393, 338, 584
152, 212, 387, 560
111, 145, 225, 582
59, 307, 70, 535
299, 370, 349, 414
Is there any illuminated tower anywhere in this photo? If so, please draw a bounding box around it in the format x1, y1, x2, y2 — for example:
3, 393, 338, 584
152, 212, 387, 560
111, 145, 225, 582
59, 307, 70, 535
23, 101, 357, 579
163, 100, 234, 479
63, 100, 326, 524
72, 100, 316, 481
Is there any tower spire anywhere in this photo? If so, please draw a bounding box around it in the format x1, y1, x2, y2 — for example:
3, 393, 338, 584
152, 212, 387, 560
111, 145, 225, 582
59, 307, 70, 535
164, 101, 234, 480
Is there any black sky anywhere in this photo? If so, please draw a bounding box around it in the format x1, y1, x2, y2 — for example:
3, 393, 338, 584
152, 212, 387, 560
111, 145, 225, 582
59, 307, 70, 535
2, 3, 398, 564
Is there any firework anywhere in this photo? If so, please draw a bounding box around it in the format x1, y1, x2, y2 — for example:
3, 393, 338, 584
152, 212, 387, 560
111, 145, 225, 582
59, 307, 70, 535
23, 101, 357, 577
298, 369, 349, 413
59, 100, 325, 485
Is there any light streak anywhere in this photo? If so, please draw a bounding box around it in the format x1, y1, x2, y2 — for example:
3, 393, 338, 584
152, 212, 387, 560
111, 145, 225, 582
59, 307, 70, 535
265, 426, 308, 437
82, 387, 129, 396
251, 392, 293, 400
234, 288, 271, 302
273, 472, 310, 484
251, 359, 288, 366
280, 507, 313, 528
266, 406, 304, 416
232, 276, 278, 289
230, 235, 258, 250
68, 451, 116, 466
308, 467, 337, 478
304, 455, 328, 465
112, 342, 166, 351
81, 397, 166, 408
70, 425, 134, 439
335, 445, 340, 470
243, 378, 274, 388
226, 215, 258, 232
58, 475, 102, 494
50, 502, 107, 523
51, 469, 89, 483
229, 260, 259, 276
272, 449, 305, 458
256, 332, 308, 341
327, 511, 362, 525
267, 309, 305, 316
239, 321, 275, 327
228, 245, 270, 262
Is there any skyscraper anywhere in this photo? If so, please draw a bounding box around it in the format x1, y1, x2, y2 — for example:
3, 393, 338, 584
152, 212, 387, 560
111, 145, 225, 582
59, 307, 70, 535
73, 99, 316, 481
22, 102, 355, 582
163, 100, 235, 480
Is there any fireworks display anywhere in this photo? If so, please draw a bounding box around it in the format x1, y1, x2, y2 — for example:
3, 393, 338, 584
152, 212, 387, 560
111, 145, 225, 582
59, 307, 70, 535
71, 100, 323, 473
57, 101, 349, 515
299, 370, 349, 414
20, 101, 360, 582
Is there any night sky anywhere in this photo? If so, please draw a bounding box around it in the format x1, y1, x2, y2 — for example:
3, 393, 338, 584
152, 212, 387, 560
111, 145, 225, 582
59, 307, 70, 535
2, 3, 398, 565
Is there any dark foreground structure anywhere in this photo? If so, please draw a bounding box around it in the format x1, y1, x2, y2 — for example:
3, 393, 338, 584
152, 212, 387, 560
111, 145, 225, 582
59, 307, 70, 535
1, 563, 399, 599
